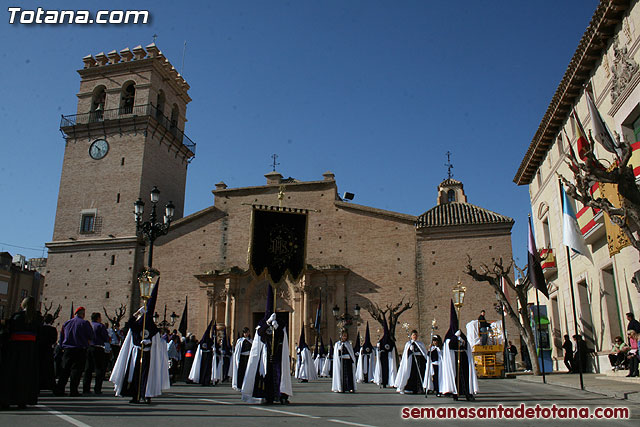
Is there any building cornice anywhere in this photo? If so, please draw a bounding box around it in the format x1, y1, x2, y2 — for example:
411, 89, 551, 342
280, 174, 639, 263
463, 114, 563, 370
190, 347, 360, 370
514, 0, 630, 185
334, 201, 417, 223
46, 236, 138, 252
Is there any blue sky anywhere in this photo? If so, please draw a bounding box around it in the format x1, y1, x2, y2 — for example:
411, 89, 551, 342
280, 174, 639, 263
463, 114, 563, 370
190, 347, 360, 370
0, 0, 598, 267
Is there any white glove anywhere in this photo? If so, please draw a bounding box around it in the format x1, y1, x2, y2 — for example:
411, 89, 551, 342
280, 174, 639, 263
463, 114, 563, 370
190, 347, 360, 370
138, 306, 147, 315
266, 313, 279, 329
141, 339, 152, 345
455, 330, 461, 337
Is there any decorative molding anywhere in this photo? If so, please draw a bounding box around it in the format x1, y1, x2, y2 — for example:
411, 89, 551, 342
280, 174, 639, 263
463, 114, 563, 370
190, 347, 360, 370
610, 36, 639, 104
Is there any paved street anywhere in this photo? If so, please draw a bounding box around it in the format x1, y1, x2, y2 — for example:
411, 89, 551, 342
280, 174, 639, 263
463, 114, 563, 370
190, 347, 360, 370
1, 377, 638, 427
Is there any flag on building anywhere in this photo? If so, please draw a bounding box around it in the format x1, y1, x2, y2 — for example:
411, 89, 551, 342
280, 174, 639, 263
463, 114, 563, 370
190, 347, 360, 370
249, 205, 308, 284
314, 300, 322, 332
571, 109, 590, 161
561, 186, 590, 257
586, 92, 620, 156
527, 217, 549, 299
178, 296, 188, 336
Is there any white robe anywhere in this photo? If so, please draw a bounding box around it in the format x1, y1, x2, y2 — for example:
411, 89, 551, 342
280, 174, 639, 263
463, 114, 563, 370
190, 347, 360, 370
212, 349, 223, 383
314, 355, 327, 377
355, 349, 376, 383
109, 330, 170, 398
187, 344, 203, 382
331, 341, 357, 392
374, 346, 397, 386
241, 326, 293, 403
439, 336, 479, 395
423, 346, 442, 392
394, 340, 428, 392
321, 355, 332, 377
295, 347, 318, 381
231, 337, 252, 390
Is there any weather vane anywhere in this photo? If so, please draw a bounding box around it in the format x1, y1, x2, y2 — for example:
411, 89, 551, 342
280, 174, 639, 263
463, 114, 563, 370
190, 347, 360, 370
271, 154, 280, 172
445, 151, 454, 180
152, 34, 158, 43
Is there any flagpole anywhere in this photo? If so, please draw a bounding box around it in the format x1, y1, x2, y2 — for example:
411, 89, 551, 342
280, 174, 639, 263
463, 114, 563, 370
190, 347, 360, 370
534, 288, 546, 384
558, 178, 584, 390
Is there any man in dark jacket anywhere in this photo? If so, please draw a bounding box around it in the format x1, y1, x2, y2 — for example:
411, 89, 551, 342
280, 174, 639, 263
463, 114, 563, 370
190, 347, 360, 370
83, 312, 110, 394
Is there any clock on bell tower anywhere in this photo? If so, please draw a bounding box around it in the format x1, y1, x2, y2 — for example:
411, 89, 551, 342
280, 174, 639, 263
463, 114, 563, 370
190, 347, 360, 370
44, 44, 196, 325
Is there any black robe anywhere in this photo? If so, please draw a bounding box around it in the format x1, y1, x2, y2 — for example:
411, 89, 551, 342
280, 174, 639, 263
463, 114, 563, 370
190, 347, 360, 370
404, 342, 426, 393
252, 324, 286, 403
448, 338, 471, 398
119, 316, 159, 400
236, 338, 252, 388
0, 310, 43, 406
38, 323, 58, 391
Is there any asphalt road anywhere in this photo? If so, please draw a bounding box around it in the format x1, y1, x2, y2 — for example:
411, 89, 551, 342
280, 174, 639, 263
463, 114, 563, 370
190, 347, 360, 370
1, 377, 638, 426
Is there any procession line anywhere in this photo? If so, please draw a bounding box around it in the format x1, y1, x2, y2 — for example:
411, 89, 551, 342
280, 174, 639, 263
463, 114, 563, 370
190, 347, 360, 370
36, 404, 93, 427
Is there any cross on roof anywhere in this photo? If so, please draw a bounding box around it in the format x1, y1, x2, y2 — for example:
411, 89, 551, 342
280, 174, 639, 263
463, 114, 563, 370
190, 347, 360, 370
445, 151, 454, 180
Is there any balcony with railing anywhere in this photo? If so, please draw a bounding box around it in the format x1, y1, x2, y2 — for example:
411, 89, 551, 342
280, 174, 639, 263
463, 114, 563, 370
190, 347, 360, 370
60, 103, 196, 157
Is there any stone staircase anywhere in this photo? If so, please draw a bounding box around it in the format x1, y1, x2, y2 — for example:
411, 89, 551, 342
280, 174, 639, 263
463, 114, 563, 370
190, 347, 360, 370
597, 368, 640, 384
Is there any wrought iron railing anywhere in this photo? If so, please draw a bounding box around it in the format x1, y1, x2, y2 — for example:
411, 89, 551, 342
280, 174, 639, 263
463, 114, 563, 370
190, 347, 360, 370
60, 103, 196, 155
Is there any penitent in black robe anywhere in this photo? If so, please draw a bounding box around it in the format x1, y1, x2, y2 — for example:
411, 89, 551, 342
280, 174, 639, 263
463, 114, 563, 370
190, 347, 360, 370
0, 310, 43, 407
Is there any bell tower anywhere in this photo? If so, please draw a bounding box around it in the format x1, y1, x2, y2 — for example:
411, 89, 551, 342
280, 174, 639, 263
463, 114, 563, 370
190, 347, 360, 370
44, 44, 196, 325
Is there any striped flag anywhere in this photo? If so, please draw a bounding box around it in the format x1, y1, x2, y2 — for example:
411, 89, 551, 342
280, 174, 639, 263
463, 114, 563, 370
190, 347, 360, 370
527, 217, 549, 299
572, 109, 590, 161
561, 185, 590, 256
314, 300, 322, 332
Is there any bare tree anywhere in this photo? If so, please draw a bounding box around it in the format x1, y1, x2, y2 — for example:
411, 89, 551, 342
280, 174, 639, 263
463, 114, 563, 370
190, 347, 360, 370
42, 301, 62, 321
103, 303, 127, 327
464, 256, 542, 375
560, 131, 640, 254
366, 297, 413, 344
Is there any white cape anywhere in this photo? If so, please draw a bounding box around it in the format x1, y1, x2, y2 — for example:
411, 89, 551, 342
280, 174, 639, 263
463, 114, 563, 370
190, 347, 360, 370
314, 355, 327, 377
295, 347, 318, 381
331, 341, 357, 392
394, 340, 428, 392
439, 337, 479, 395
374, 346, 397, 386
241, 326, 293, 403
231, 337, 251, 390
187, 344, 203, 382
109, 330, 170, 398
423, 346, 442, 392
355, 350, 376, 383
321, 355, 332, 377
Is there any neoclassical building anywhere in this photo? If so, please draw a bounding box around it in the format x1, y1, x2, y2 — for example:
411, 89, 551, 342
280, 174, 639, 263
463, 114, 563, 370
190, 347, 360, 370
43, 43, 516, 350
514, 0, 640, 371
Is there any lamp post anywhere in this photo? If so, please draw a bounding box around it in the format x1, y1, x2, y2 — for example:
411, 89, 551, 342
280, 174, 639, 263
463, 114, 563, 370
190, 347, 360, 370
332, 303, 362, 334
134, 186, 175, 268
136, 268, 159, 403
452, 281, 466, 399
430, 318, 438, 341
155, 303, 179, 330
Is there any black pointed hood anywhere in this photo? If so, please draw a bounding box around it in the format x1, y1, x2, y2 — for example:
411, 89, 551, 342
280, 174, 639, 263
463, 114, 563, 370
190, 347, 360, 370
354, 331, 361, 354
378, 316, 394, 351
298, 324, 308, 350
222, 328, 232, 354
445, 299, 467, 341
328, 338, 334, 358
200, 320, 214, 347
361, 322, 374, 354
318, 336, 326, 356
258, 283, 274, 330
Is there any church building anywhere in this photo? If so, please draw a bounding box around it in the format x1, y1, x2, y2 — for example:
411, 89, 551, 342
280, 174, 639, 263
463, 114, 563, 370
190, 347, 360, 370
43, 44, 516, 349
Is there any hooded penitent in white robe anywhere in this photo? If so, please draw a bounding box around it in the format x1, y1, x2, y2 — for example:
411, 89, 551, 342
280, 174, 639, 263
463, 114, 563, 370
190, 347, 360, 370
314, 354, 327, 377
439, 333, 479, 397
394, 340, 428, 392
241, 319, 293, 404
331, 340, 357, 392
109, 330, 170, 398
355, 347, 376, 383
212, 343, 223, 384
231, 337, 252, 391
295, 347, 318, 381
374, 345, 397, 387
321, 344, 333, 377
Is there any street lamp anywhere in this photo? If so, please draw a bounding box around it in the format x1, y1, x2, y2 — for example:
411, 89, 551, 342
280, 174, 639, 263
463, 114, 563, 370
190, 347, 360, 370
452, 280, 466, 400
134, 186, 174, 268
136, 267, 159, 403
155, 303, 180, 330
332, 304, 362, 334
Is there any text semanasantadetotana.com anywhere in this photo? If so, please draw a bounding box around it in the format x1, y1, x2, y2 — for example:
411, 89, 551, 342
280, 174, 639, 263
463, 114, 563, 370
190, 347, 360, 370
401, 404, 630, 420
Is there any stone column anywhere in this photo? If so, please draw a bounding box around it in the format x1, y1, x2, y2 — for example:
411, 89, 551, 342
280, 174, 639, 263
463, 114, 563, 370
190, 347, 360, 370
224, 277, 231, 327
